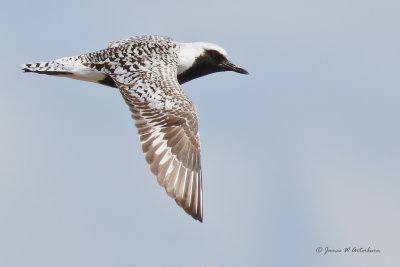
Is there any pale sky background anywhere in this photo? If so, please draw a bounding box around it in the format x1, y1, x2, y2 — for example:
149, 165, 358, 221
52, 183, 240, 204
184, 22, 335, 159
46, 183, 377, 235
1, 0, 399, 266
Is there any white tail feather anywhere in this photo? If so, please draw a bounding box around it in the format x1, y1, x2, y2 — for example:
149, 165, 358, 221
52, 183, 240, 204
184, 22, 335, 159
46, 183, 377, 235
22, 56, 107, 84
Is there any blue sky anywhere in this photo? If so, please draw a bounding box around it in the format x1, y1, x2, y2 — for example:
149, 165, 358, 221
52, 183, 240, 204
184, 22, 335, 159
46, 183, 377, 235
1, 0, 399, 266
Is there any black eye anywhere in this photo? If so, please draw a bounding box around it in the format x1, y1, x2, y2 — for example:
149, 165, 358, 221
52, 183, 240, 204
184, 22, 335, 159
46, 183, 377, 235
208, 50, 224, 62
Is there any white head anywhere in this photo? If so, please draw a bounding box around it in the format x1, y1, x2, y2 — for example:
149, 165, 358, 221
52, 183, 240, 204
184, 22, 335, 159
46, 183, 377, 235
176, 42, 248, 84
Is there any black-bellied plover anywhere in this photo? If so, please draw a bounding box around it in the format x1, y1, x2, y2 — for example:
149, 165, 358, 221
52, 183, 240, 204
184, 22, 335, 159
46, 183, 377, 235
22, 35, 248, 222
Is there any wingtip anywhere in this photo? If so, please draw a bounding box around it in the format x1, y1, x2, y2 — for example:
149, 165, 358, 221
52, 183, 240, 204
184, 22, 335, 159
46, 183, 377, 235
174, 197, 203, 223
190, 212, 203, 223
189, 206, 203, 223
190, 208, 203, 222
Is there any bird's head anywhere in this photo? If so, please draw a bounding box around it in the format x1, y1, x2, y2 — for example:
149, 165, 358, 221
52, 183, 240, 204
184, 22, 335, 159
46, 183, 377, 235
177, 42, 248, 84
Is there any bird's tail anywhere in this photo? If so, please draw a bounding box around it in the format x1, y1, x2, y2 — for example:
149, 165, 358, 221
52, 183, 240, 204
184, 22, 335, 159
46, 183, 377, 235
22, 56, 87, 75
21, 55, 107, 84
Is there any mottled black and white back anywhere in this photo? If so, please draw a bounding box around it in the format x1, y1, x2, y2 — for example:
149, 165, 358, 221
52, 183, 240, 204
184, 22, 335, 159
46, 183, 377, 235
22, 35, 248, 222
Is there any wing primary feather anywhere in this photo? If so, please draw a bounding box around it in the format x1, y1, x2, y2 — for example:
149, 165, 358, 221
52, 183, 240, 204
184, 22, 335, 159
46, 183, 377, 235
111, 44, 203, 221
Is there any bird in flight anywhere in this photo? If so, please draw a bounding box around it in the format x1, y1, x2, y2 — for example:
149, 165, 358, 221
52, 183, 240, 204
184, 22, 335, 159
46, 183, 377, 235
22, 35, 248, 222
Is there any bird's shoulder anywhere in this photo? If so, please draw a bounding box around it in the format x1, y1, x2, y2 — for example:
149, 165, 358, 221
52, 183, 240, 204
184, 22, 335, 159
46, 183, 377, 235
107, 35, 176, 52
83, 35, 180, 82
105, 36, 178, 64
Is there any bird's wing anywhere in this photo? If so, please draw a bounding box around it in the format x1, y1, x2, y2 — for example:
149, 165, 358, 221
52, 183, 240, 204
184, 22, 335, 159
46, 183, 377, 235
107, 35, 173, 49
110, 65, 203, 222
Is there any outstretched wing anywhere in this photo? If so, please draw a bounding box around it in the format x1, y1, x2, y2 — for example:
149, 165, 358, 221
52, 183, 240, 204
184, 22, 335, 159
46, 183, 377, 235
82, 38, 203, 221
113, 66, 203, 222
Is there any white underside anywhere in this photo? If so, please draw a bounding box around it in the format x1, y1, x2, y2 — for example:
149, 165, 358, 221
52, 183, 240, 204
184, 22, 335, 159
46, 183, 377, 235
64, 69, 107, 83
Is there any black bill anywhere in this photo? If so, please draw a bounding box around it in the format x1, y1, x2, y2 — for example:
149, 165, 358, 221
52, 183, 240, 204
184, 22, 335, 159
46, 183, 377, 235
219, 60, 249, 74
